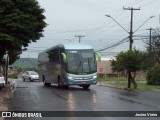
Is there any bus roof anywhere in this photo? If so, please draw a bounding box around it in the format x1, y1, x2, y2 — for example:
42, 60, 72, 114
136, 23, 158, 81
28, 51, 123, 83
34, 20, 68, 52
63, 44, 93, 50
39, 43, 94, 55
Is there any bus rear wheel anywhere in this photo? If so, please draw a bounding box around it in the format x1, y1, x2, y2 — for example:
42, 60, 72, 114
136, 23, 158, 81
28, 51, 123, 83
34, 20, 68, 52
58, 77, 63, 88
82, 85, 90, 89
43, 75, 51, 86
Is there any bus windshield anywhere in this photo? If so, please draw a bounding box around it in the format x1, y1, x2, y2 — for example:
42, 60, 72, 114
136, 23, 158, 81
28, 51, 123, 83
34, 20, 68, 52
66, 50, 96, 74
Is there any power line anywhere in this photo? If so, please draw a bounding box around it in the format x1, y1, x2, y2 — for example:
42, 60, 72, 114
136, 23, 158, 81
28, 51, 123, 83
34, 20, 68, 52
129, 0, 145, 7
140, 0, 159, 8
96, 37, 129, 52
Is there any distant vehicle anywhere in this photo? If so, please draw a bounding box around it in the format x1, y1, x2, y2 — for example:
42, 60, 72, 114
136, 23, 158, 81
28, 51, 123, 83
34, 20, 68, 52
0, 73, 5, 88
22, 71, 39, 81
38, 44, 101, 89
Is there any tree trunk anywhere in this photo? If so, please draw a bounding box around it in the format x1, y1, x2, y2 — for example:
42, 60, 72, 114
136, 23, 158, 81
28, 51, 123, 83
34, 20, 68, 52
128, 71, 131, 88
131, 72, 137, 89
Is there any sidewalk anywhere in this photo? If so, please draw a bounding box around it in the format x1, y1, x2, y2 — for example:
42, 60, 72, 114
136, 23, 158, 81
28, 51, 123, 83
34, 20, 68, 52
0, 87, 10, 111
0, 87, 11, 120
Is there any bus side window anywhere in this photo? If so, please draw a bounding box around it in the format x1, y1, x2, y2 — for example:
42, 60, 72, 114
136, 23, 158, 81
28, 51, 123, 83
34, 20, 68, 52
48, 48, 60, 63
60, 48, 66, 69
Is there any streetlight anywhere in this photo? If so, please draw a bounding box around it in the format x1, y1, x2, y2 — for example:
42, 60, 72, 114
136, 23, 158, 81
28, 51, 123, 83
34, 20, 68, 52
134, 16, 155, 33
105, 14, 155, 49
105, 14, 133, 50
105, 15, 129, 34
105, 14, 155, 89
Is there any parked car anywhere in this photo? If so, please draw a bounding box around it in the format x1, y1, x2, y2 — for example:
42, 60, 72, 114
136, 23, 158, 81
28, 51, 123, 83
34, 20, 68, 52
0, 73, 5, 88
22, 71, 39, 81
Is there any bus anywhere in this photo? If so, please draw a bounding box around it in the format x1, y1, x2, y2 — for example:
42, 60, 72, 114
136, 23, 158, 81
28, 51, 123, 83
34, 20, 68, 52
38, 44, 101, 89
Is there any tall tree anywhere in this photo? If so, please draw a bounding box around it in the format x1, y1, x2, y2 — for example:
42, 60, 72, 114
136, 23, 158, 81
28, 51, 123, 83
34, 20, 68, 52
111, 49, 144, 89
0, 0, 47, 64
151, 28, 160, 64
144, 28, 160, 85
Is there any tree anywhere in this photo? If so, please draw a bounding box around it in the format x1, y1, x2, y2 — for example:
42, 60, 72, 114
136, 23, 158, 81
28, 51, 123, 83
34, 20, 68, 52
0, 0, 47, 65
151, 28, 160, 64
111, 49, 144, 89
146, 66, 160, 85
145, 27, 160, 85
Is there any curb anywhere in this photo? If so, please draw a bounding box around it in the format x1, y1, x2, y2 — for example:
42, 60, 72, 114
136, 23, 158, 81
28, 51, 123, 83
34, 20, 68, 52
97, 83, 141, 92
98, 83, 122, 89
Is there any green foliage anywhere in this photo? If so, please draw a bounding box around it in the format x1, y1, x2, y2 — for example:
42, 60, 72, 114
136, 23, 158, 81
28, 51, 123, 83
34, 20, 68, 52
140, 52, 155, 71
110, 49, 145, 89
8, 73, 18, 79
11, 58, 37, 71
144, 28, 160, 85
151, 28, 160, 64
111, 49, 144, 72
0, 0, 47, 64
146, 66, 160, 85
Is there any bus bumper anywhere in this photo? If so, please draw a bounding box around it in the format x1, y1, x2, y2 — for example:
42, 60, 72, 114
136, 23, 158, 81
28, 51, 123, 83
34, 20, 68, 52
67, 78, 97, 85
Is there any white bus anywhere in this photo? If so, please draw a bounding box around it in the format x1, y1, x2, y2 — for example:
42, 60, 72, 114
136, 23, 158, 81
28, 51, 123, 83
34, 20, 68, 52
38, 44, 101, 89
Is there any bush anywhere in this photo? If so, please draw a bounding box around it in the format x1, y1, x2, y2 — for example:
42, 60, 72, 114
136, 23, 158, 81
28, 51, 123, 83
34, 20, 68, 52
146, 67, 160, 85
8, 73, 18, 79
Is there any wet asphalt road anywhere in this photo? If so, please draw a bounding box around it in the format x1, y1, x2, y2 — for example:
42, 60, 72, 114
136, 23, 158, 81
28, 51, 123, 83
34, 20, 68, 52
5, 78, 160, 120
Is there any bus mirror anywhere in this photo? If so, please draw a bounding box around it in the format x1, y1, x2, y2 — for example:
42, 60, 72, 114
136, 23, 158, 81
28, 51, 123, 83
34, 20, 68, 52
96, 52, 101, 61
61, 53, 67, 63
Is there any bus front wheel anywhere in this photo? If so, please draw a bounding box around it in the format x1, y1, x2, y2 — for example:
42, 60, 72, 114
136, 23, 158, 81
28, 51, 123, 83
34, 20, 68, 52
82, 85, 90, 89
58, 77, 68, 89
58, 77, 63, 88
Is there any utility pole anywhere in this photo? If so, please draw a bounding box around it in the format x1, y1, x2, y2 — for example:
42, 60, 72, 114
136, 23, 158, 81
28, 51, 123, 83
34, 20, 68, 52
123, 7, 140, 50
75, 35, 85, 43
106, 9, 154, 89
123, 7, 140, 89
146, 28, 154, 50
159, 14, 160, 24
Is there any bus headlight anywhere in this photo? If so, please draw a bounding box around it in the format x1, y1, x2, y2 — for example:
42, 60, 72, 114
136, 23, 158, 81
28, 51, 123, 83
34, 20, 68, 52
67, 76, 74, 80
92, 75, 97, 79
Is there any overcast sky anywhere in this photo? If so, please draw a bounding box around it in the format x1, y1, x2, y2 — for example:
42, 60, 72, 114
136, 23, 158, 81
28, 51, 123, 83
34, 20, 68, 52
20, 0, 160, 58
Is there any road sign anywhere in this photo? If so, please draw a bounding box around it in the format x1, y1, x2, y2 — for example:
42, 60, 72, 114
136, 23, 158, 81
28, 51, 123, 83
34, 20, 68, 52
99, 68, 104, 73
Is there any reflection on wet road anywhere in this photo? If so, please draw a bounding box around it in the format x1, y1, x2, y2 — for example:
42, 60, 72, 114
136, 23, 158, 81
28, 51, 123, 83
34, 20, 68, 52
6, 79, 160, 120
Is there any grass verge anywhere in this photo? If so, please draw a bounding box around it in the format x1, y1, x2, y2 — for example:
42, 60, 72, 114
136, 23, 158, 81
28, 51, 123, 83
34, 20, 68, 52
98, 76, 160, 91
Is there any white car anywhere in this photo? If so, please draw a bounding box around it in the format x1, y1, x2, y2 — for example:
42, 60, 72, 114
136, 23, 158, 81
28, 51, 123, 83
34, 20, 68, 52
0, 73, 5, 88
22, 71, 39, 81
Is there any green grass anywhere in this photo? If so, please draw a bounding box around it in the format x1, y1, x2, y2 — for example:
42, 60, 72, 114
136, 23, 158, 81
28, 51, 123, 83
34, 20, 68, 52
98, 76, 160, 91
136, 83, 160, 90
